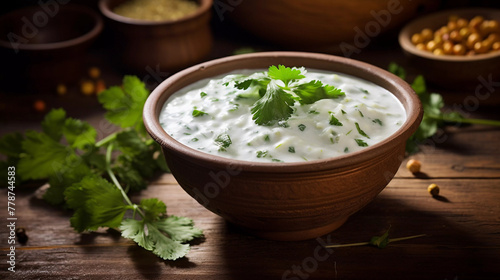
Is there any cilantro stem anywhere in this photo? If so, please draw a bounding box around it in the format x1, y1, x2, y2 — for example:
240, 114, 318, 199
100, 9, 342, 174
105, 144, 144, 218
324, 234, 426, 248
96, 132, 117, 147
427, 114, 500, 126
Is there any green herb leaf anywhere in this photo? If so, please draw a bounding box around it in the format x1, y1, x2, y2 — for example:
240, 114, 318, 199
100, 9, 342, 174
292, 80, 345, 105
256, 150, 269, 158
41, 108, 66, 142
215, 133, 232, 151
140, 198, 167, 221
65, 174, 128, 232
192, 109, 208, 117
355, 122, 370, 138
98, 76, 149, 133
329, 112, 343, 126
388, 62, 406, 80
17, 131, 74, 181
120, 219, 190, 261
369, 228, 390, 248
268, 65, 305, 86
251, 82, 295, 125
298, 124, 306, 131
355, 139, 369, 147
63, 118, 97, 149
0, 132, 24, 158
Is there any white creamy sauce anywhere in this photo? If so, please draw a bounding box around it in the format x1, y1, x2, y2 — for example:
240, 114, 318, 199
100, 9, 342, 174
159, 69, 406, 162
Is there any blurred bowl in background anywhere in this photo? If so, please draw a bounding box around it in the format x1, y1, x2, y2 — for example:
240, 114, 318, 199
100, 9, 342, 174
0, 4, 103, 93
399, 8, 500, 89
98, 0, 213, 76
225, 0, 439, 53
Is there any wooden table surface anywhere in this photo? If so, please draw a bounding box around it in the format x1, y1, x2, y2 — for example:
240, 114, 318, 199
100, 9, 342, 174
1, 12, 500, 280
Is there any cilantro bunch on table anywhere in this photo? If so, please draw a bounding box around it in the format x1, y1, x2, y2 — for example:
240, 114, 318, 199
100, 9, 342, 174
0, 76, 203, 260
388, 63, 500, 154
233, 65, 345, 125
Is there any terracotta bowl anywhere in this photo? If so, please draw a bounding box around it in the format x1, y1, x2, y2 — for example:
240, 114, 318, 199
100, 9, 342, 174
98, 0, 213, 75
225, 0, 439, 53
143, 52, 423, 241
0, 4, 103, 93
399, 8, 500, 89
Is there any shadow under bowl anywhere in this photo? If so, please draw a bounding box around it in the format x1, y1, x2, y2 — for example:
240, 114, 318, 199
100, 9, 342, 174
143, 52, 423, 241
399, 8, 500, 90
0, 4, 103, 93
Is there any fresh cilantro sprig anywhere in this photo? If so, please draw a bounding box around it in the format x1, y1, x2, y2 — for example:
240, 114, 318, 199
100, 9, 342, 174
388, 63, 500, 154
0, 76, 203, 260
235, 65, 345, 126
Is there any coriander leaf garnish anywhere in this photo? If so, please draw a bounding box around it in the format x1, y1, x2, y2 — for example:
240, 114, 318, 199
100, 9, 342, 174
293, 80, 345, 104
200, 91, 207, 97
298, 124, 306, 131
256, 150, 269, 158
329, 112, 343, 126
192, 109, 208, 117
234, 65, 344, 126
288, 146, 295, 153
215, 133, 232, 151
251, 82, 295, 125
355, 139, 369, 147
355, 122, 370, 138
268, 64, 305, 87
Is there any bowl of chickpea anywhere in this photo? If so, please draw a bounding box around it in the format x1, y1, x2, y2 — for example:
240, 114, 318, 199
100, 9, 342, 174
399, 8, 500, 89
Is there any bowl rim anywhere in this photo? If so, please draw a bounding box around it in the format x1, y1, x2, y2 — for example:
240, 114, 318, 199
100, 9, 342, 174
0, 4, 103, 51
399, 7, 500, 62
143, 51, 423, 173
98, 0, 213, 26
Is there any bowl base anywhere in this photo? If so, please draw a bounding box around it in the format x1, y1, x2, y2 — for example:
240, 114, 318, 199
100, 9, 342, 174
237, 217, 349, 241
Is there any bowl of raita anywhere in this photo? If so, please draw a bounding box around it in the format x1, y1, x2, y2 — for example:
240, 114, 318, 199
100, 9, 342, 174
143, 52, 423, 241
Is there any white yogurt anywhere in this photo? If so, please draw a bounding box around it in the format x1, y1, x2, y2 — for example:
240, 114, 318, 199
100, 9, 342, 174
159, 69, 406, 162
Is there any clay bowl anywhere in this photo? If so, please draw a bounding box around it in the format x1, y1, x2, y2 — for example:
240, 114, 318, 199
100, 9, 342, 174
0, 4, 103, 93
399, 8, 500, 89
98, 0, 213, 75
143, 52, 423, 241
225, 0, 439, 53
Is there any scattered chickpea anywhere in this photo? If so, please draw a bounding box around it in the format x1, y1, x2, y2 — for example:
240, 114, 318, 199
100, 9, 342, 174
81, 80, 95, 95
89, 66, 101, 79
427, 183, 440, 197
33, 100, 46, 112
56, 84, 67, 95
406, 159, 421, 173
